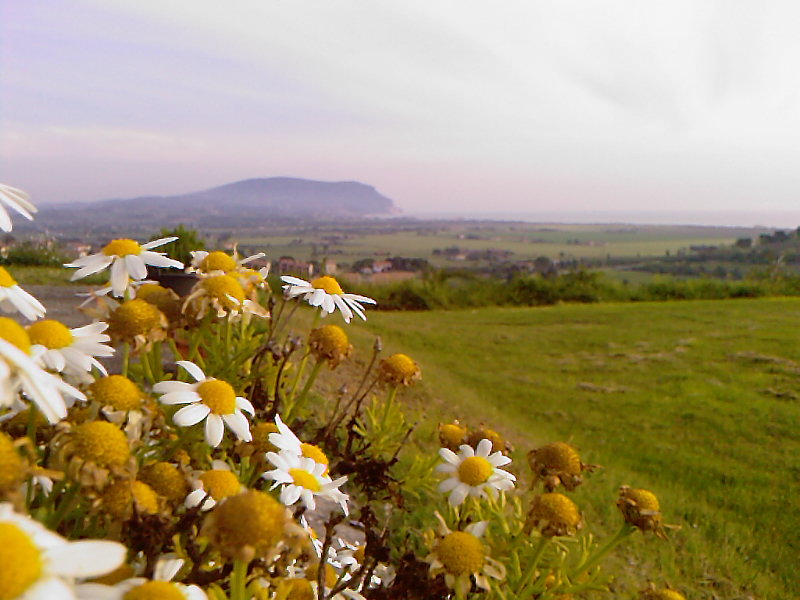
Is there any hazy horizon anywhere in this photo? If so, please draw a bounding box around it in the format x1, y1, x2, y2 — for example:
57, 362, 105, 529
3, 2, 800, 218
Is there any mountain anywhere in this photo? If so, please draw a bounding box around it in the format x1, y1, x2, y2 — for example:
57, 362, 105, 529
33, 178, 398, 232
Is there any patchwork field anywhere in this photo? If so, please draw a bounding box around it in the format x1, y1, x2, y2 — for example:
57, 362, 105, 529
235, 222, 759, 266
340, 297, 800, 599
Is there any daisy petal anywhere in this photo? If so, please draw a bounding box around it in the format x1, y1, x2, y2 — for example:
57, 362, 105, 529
173, 403, 211, 426
204, 413, 225, 447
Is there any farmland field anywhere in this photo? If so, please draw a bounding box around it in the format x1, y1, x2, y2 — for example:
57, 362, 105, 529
340, 297, 800, 599
234, 222, 762, 266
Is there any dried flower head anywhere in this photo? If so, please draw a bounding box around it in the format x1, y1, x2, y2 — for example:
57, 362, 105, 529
524, 493, 583, 537
106, 299, 167, 347
617, 486, 667, 538
466, 424, 505, 452
527, 442, 595, 492
378, 353, 421, 386
438, 421, 467, 451
101, 480, 161, 520
309, 324, 352, 368
71, 421, 131, 469
136, 283, 183, 324
138, 462, 188, 504
89, 375, 144, 412
202, 490, 292, 562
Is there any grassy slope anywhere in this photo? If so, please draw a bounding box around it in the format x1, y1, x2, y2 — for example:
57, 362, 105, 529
346, 298, 799, 599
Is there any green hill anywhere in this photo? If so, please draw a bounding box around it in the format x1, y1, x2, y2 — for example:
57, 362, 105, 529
347, 297, 799, 599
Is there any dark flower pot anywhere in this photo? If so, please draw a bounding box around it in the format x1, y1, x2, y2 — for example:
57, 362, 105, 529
147, 268, 199, 297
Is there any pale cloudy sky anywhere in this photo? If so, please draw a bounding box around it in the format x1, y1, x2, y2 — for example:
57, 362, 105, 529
2, 1, 800, 221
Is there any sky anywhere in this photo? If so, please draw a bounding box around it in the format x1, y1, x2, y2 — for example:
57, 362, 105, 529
2, 1, 800, 224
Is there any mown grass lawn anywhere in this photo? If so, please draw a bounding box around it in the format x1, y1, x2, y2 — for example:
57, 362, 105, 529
345, 297, 800, 599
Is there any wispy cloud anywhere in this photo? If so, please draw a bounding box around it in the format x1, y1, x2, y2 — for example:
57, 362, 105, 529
2, 0, 800, 214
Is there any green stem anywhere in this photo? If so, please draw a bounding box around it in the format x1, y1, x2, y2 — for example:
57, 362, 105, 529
121, 343, 131, 377
381, 386, 398, 427
47, 483, 81, 529
230, 559, 248, 600
516, 536, 549, 597
287, 359, 324, 422
140, 347, 155, 384
574, 523, 636, 577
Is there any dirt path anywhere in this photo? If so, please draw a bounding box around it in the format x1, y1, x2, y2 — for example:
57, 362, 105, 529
25, 285, 95, 328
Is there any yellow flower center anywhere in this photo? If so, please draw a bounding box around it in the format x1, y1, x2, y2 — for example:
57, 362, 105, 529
624, 488, 660, 511
102, 239, 141, 257
72, 421, 131, 468
102, 480, 159, 519
197, 380, 237, 415
201, 275, 245, 309
200, 251, 237, 273
0, 523, 42, 600
309, 325, 351, 366
378, 353, 421, 386
89, 375, 143, 411
208, 490, 286, 556
530, 442, 581, 476
527, 493, 582, 537
436, 531, 484, 576
289, 468, 321, 492
0, 433, 24, 491
0, 317, 31, 352
199, 470, 240, 500
26, 319, 73, 350
353, 544, 366, 564
277, 579, 314, 600
0, 267, 17, 288
108, 299, 164, 339
139, 462, 187, 503
300, 443, 329, 470
458, 456, 494, 486
123, 581, 185, 600
439, 423, 467, 448
311, 275, 343, 295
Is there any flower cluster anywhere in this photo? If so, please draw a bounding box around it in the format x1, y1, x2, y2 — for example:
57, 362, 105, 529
0, 185, 681, 600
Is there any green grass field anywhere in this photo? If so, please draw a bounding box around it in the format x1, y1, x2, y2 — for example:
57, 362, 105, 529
340, 297, 799, 599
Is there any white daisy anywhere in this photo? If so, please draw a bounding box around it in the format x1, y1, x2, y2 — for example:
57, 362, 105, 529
27, 320, 113, 383
1, 321, 85, 423
0, 183, 37, 232
0, 267, 46, 322
189, 249, 266, 274
281, 275, 376, 323
436, 439, 515, 506
426, 516, 505, 599
0, 502, 126, 599
263, 452, 349, 514
269, 415, 331, 471
65, 237, 183, 297
152, 361, 254, 447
